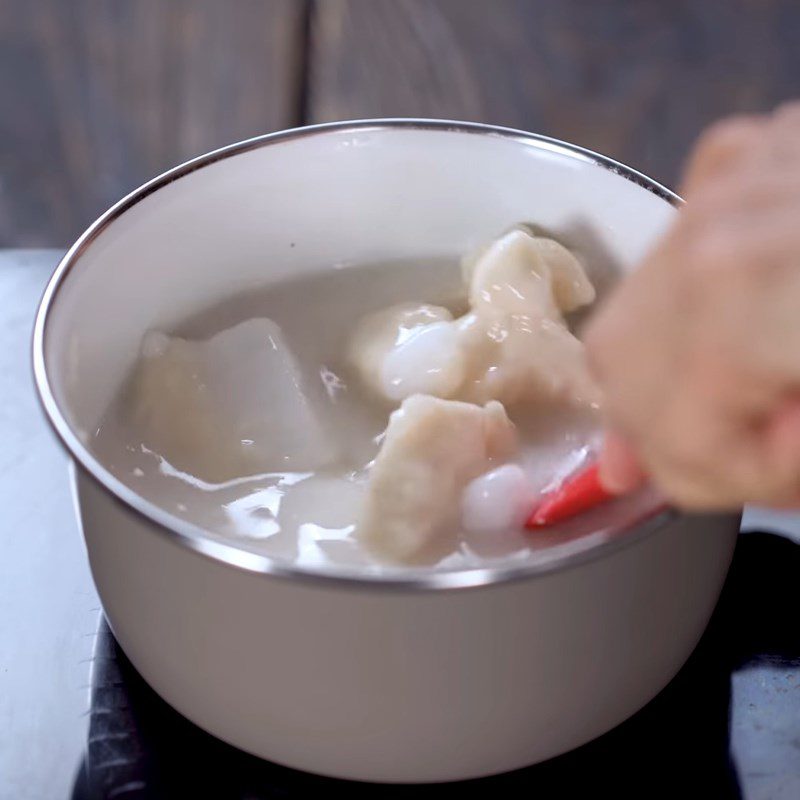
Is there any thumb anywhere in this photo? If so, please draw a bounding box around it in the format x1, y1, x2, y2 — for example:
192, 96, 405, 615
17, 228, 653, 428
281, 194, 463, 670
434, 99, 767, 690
599, 430, 647, 494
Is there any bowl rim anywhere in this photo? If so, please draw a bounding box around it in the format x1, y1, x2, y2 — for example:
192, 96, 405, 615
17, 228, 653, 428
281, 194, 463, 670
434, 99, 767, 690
32, 117, 684, 592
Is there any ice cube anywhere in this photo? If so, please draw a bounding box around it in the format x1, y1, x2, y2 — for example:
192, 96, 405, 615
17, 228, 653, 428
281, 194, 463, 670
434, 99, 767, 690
130, 318, 338, 483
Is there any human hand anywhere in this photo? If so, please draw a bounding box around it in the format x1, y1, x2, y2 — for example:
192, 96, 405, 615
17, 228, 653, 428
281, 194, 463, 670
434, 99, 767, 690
585, 103, 800, 509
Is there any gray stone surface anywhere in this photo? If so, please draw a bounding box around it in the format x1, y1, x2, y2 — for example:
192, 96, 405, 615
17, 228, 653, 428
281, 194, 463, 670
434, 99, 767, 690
0, 250, 98, 799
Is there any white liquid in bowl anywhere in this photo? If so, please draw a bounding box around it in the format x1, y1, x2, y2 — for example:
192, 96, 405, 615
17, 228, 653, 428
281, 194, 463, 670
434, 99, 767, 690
92, 256, 654, 573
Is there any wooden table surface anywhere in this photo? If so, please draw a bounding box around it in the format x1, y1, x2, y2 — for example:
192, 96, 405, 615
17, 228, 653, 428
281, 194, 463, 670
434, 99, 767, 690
3, 0, 800, 247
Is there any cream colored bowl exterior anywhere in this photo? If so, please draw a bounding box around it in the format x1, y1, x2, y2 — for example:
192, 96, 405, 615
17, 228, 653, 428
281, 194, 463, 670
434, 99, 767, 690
77, 471, 736, 782
36, 121, 741, 782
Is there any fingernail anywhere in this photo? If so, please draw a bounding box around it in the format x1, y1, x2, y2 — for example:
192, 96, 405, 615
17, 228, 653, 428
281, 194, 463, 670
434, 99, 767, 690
599, 433, 646, 494
597, 455, 631, 494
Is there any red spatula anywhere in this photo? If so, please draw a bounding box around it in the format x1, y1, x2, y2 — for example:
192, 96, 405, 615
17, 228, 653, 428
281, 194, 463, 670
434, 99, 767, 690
525, 461, 614, 528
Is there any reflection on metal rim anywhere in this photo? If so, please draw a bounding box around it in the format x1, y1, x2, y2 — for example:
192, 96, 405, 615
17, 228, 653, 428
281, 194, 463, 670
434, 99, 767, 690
32, 118, 684, 591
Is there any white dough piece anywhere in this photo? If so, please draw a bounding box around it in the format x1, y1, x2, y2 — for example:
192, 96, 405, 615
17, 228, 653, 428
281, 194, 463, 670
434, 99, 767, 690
461, 463, 530, 535
465, 228, 595, 315
455, 311, 601, 408
348, 228, 600, 410
348, 303, 465, 402
130, 318, 338, 483
456, 230, 599, 407
357, 395, 518, 564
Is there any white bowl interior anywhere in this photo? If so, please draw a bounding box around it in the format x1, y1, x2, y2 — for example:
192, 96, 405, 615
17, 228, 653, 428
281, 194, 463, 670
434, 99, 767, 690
43, 125, 676, 445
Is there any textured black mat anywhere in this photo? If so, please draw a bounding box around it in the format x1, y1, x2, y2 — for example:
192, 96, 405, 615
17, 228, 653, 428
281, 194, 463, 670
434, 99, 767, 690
72, 532, 800, 800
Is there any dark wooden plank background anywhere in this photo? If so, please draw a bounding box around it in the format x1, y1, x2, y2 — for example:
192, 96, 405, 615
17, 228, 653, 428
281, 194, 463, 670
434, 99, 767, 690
2, 0, 799, 247
309, 0, 800, 185
0, 0, 306, 246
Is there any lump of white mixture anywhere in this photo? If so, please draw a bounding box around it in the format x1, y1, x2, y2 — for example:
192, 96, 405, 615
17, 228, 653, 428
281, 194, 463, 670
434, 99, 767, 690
464, 229, 595, 316
357, 395, 518, 564
349, 229, 602, 564
348, 303, 465, 402
458, 230, 599, 406
130, 318, 337, 483
460, 463, 530, 535
348, 228, 600, 410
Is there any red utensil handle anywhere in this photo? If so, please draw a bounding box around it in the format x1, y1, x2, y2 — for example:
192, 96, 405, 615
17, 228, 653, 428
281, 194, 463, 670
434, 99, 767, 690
525, 462, 614, 528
